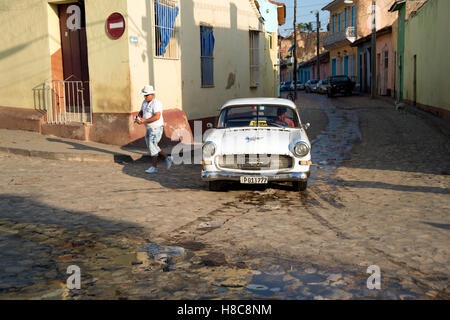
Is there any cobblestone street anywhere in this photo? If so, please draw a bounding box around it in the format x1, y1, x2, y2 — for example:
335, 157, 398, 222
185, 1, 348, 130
0, 93, 449, 299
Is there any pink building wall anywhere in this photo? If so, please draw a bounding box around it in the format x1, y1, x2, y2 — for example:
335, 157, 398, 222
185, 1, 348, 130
310, 60, 330, 80
376, 33, 393, 96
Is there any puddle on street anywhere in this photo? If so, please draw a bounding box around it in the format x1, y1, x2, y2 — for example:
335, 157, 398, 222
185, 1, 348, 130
243, 262, 428, 300
0, 217, 433, 299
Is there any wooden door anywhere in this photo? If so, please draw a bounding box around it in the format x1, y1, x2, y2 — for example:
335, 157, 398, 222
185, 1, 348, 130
59, 2, 90, 113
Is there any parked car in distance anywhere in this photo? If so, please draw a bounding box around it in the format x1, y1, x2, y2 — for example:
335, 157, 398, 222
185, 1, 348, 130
305, 80, 319, 93
280, 81, 292, 91
316, 80, 329, 94
290, 81, 305, 91
202, 98, 312, 192
327, 75, 355, 97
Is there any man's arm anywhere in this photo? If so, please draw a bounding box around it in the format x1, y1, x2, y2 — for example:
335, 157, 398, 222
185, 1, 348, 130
140, 112, 161, 124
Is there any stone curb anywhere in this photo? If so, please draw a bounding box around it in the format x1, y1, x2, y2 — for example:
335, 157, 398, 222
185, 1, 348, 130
0, 146, 147, 163
0, 145, 199, 163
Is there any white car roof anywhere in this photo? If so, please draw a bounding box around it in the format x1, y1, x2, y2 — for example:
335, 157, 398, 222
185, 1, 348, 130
221, 98, 297, 111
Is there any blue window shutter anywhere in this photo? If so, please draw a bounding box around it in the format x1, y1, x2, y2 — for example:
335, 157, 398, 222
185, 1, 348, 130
155, 0, 179, 56
345, 8, 348, 28
352, 6, 355, 27
338, 13, 342, 31
201, 26, 214, 86
344, 56, 349, 76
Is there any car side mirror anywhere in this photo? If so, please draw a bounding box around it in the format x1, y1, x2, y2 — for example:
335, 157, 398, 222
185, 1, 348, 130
303, 123, 310, 130
206, 122, 214, 129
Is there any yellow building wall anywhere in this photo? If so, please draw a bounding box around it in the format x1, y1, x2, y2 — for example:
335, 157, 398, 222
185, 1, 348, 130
0, 0, 277, 121
403, 0, 450, 112
126, 0, 155, 113
262, 32, 278, 98
0, 0, 132, 114
84, 0, 131, 114
329, 46, 358, 78
179, 0, 276, 121
0, 1, 52, 109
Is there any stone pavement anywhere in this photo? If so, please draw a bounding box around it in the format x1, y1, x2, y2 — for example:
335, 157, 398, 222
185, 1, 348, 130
0, 93, 449, 300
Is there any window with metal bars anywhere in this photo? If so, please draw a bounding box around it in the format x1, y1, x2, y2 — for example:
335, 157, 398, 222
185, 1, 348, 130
249, 30, 260, 87
154, 0, 180, 59
200, 26, 215, 87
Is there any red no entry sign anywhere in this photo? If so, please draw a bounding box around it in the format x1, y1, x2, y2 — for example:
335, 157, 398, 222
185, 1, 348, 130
106, 12, 125, 39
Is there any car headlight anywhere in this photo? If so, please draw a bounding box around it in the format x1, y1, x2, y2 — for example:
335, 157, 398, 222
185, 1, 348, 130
202, 141, 216, 158
293, 141, 310, 157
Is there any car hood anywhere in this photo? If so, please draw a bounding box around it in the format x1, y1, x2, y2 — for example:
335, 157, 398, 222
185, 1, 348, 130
207, 127, 309, 155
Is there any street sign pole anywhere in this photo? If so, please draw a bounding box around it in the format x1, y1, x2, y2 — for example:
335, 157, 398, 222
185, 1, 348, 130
371, 0, 377, 98
293, 0, 298, 100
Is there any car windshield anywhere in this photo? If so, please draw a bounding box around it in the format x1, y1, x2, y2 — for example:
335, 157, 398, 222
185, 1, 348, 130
310, 80, 319, 84
218, 105, 300, 128
330, 76, 349, 82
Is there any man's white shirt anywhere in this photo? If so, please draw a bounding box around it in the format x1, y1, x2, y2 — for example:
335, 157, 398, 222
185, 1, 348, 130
141, 98, 164, 129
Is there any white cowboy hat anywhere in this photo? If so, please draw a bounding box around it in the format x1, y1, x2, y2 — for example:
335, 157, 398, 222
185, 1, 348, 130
140, 85, 155, 95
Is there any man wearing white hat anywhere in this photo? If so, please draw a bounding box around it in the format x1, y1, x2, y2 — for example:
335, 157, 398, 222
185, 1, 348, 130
135, 85, 173, 173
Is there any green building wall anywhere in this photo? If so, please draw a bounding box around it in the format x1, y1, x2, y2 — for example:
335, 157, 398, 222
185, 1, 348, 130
403, 0, 450, 119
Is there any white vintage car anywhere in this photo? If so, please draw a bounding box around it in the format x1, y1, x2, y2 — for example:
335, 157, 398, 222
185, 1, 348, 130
201, 98, 311, 191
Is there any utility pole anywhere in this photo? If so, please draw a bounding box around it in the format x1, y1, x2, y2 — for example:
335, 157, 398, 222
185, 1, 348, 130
316, 10, 320, 80
371, 0, 377, 98
293, 0, 297, 100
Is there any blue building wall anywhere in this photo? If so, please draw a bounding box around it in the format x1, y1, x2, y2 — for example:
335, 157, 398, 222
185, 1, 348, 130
298, 66, 311, 83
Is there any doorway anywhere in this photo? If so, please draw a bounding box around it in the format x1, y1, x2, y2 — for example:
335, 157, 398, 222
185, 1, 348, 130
58, 1, 91, 115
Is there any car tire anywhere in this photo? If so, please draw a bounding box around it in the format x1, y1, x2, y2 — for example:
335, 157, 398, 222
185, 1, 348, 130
209, 181, 225, 191
292, 181, 307, 192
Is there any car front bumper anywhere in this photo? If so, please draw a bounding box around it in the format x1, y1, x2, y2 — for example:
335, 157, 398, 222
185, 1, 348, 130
201, 171, 310, 182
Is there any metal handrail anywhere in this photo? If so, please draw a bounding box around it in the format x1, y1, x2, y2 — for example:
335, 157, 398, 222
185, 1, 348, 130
42, 80, 92, 124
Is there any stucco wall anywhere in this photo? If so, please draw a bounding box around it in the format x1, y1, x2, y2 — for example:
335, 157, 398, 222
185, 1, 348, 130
0, 0, 52, 109
180, 0, 276, 121
376, 32, 392, 94
126, 0, 153, 113
0, 0, 132, 114
404, 0, 450, 112
329, 46, 357, 78
354, 0, 397, 38
85, 0, 131, 114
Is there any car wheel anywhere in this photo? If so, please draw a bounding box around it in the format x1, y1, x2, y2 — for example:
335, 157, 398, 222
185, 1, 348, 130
209, 181, 225, 191
292, 181, 307, 192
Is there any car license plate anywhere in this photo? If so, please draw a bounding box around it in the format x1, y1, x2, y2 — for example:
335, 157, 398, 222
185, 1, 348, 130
240, 176, 268, 184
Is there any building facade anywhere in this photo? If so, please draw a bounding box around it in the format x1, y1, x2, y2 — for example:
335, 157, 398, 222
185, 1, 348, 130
401, 0, 449, 120
352, 26, 393, 95
0, 0, 283, 145
322, 0, 358, 81
298, 52, 330, 83
322, 0, 397, 91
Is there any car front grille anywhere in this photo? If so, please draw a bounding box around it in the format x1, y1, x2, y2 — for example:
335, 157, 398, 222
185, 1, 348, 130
217, 154, 293, 171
